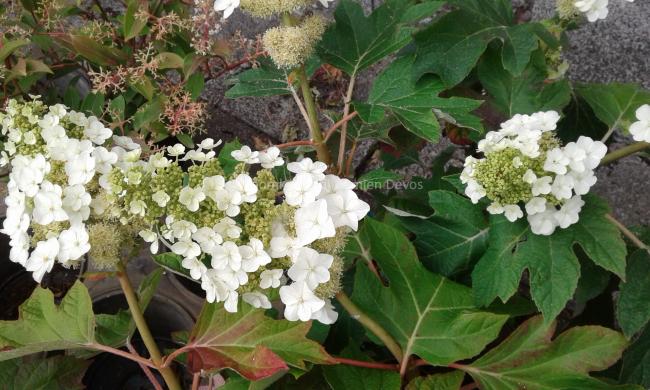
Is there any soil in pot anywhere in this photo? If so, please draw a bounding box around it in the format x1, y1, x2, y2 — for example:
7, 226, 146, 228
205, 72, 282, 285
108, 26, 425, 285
83, 293, 195, 389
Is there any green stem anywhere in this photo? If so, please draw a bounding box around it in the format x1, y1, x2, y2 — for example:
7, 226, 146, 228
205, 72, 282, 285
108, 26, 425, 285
337, 76, 356, 174
295, 66, 332, 165
281, 12, 332, 165
606, 214, 650, 253
335, 292, 403, 362
116, 262, 182, 390
600, 142, 650, 165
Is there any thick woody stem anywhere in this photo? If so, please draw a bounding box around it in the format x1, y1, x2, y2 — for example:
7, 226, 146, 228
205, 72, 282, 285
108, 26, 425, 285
116, 262, 182, 390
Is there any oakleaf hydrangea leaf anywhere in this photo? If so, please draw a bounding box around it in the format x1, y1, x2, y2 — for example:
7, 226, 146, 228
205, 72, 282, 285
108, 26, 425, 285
478, 48, 571, 117
472, 195, 627, 321
323, 347, 401, 390
577, 83, 650, 131
405, 371, 464, 390
620, 325, 650, 388
182, 302, 335, 380
0, 355, 89, 389
617, 250, 650, 338
357, 169, 401, 191
413, 0, 540, 87
362, 56, 483, 143
317, 0, 415, 77
352, 218, 508, 366
459, 315, 638, 390
225, 58, 292, 98
399, 190, 490, 276
0, 281, 95, 361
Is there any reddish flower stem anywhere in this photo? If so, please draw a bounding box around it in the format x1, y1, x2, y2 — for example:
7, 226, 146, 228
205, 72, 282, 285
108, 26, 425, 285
275, 140, 314, 149
324, 111, 359, 142
334, 357, 399, 371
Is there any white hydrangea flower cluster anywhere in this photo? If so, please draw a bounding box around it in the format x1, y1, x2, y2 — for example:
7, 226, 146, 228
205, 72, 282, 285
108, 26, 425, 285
107, 143, 369, 324
630, 104, 650, 143
462, 110, 608, 236
1, 99, 370, 324
0, 98, 119, 282
573, 0, 634, 22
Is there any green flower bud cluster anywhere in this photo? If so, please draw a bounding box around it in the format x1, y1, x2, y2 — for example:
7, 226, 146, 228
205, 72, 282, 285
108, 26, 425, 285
473, 132, 560, 205
88, 222, 125, 269
45, 161, 68, 187
556, 0, 580, 21
240, 0, 312, 18
311, 227, 349, 256
263, 15, 328, 69
188, 158, 224, 186
88, 220, 146, 270
254, 169, 277, 201
2, 100, 48, 157
241, 198, 277, 246
315, 255, 343, 299
31, 221, 69, 246
474, 148, 538, 205
151, 162, 184, 220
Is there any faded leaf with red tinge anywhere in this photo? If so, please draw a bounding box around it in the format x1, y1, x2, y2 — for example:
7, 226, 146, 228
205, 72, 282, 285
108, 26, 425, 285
184, 302, 335, 380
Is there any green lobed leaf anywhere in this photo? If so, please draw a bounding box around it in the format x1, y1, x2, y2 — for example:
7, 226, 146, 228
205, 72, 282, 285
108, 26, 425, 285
620, 324, 650, 388
576, 83, 650, 132
317, 0, 415, 77
0, 281, 95, 360
401, 1, 445, 23
357, 169, 401, 191
181, 302, 335, 380
556, 94, 609, 143
413, 0, 540, 87
323, 360, 400, 390
94, 310, 132, 348
398, 190, 489, 276
351, 218, 508, 366
405, 370, 464, 390
153, 252, 193, 279
617, 250, 650, 338
0, 355, 89, 389
225, 57, 291, 98
220, 371, 288, 390
364, 56, 483, 143
477, 48, 571, 117
472, 195, 627, 321
219, 139, 243, 176
460, 315, 634, 390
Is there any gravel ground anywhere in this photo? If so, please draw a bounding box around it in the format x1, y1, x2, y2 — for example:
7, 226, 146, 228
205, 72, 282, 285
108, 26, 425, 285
532, 0, 650, 226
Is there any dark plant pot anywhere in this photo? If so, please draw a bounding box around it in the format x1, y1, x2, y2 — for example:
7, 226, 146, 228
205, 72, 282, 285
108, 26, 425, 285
0, 230, 81, 320
83, 292, 195, 389
171, 273, 205, 299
